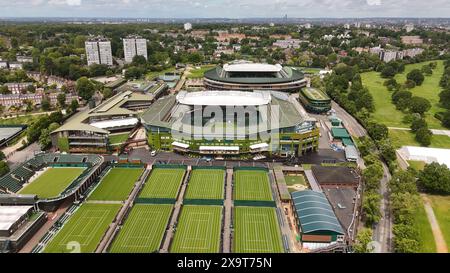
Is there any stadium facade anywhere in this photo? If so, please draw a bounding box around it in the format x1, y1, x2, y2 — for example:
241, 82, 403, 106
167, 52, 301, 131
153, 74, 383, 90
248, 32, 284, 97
50, 88, 163, 153
298, 87, 331, 113
141, 90, 319, 157
203, 61, 307, 92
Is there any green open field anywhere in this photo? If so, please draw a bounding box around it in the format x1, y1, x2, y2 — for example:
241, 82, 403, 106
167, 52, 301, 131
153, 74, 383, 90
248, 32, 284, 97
88, 168, 143, 201
184, 169, 225, 200
284, 175, 306, 186
407, 160, 426, 171
170, 205, 222, 253
139, 168, 185, 199
0, 113, 48, 126
18, 167, 85, 198
234, 170, 273, 201
388, 129, 450, 149
361, 60, 445, 129
427, 194, 450, 249
186, 65, 216, 79
146, 67, 176, 80
109, 204, 173, 253
109, 133, 129, 145
44, 203, 121, 253
233, 206, 284, 253
415, 201, 437, 253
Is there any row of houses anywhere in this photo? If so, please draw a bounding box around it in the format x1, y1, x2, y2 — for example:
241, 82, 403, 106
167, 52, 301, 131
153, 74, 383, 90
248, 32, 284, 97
0, 92, 78, 108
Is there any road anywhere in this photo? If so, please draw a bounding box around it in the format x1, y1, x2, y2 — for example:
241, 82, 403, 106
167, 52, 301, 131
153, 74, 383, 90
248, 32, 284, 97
331, 100, 392, 253
372, 162, 392, 253
389, 127, 450, 137
332, 101, 367, 137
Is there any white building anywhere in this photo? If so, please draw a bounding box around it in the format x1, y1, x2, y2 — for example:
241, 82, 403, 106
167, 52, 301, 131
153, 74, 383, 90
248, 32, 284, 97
8, 62, 23, 70
405, 23, 415, 33
85, 37, 113, 66
273, 39, 304, 49
184, 22, 192, 31
123, 35, 148, 64
0, 61, 7, 69
398, 146, 450, 169
16, 55, 33, 63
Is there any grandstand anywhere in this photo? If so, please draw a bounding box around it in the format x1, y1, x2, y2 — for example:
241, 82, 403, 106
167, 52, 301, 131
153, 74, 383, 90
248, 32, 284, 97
203, 60, 307, 92
0, 153, 105, 211
51, 90, 154, 153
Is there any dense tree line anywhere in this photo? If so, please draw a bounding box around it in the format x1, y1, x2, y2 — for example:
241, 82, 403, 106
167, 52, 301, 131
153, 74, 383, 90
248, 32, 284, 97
438, 57, 450, 128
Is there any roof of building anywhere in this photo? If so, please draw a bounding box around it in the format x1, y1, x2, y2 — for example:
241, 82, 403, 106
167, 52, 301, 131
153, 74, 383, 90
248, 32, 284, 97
204, 61, 304, 84
141, 91, 306, 131
223, 62, 282, 73
323, 187, 357, 234
331, 127, 350, 139
52, 91, 153, 134
0, 206, 32, 231
176, 90, 271, 106
291, 190, 344, 234
344, 145, 359, 160
398, 146, 450, 169
301, 87, 331, 101
311, 165, 360, 185
0, 126, 26, 146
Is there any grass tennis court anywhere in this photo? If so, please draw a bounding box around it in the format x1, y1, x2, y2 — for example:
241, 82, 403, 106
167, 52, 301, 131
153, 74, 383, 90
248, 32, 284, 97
139, 168, 185, 199
185, 169, 225, 200
233, 206, 283, 253
109, 204, 173, 253
170, 205, 222, 253
88, 168, 143, 201
44, 203, 121, 253
18, 167, 85, 198
234, 170, 273, 201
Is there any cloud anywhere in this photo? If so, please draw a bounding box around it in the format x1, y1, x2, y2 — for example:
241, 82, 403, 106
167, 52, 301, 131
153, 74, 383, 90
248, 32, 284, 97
48, 0, 82, 6
367, 0, 381, 6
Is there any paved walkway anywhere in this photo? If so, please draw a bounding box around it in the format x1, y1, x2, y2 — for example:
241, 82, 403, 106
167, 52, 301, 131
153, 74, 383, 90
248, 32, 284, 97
222, 169, 233, 253
304, 170, 322, 192
421, 194, 448, 253
160, 168, 190, 253
389, 127, 450, 137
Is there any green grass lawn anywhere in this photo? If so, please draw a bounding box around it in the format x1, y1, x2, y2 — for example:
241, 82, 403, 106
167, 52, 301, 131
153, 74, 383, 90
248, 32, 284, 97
170, 205, 222, 253
44, 203, 121, 253
146, 67, 176, 80
139, 168, 185, 199
394, 61, 445, 129
185, 169, 225, 200
18, 167, 85, 198
234, 170, 273, 201
233, 206, 284, 253
186, 65, 215, 79
427, 194, 450, 250
284, 175, 306, 186
109, 204, 173, 253
415, 201, 437, 253
388, 129, 450, 149
407, 160, 426, 171
0, 113, 48, 126
109, 133, 129, 145
88, 168, 143, 201
362, 60, 445, 129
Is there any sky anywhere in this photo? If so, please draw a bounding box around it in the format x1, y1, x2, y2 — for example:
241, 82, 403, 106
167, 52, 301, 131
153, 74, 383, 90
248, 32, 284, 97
0, 0, 449, 18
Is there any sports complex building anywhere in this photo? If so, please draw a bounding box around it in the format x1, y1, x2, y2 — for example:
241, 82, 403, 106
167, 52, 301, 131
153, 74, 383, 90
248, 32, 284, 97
51, 89, 161, 153
203, 61, 307, 92
298, 87, 331, 113
141, 90, 319, 157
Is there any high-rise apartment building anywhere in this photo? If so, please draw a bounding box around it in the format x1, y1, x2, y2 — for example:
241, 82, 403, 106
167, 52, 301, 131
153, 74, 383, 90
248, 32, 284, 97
85, 37, 113, 66
123, 35, 148, 63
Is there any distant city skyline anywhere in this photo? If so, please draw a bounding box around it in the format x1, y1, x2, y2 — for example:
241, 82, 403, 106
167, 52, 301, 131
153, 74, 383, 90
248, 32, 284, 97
0, 0, 449, 19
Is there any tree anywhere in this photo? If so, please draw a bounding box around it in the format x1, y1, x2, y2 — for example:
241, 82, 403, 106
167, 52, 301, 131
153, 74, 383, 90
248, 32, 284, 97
380, 65, 396, 78
363, 192, 381, 226
418, 162, 450, 194
389, 170, 418, 195
363, 164, 383, 192
410, 117, 427, 133
38, 122, 59, 150
89, 64, 109, 77
124, 66, 145, 80
421, 64, 433, 76
406, 69, 425, 86
367, 122, 388, 141
68, 99, 79, 113
0, 85, 10, 94
442, 111, 450, 128
0, 151, 5, 160
0, 161, 9, 177
439, 89, 450, 109
131, 55, 147, 66
409, 96, 431, 115
76, 77, 95, 101
394, 237, 420, 253
353, 228, 374, 253
41, 96, 51, 111
415, 127, 432, 146
392, 90, 412, 111
57, 93, 66, 108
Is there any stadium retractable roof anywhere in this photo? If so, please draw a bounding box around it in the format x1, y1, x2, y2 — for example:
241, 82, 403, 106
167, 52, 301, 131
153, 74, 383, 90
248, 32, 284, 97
223, 63, 282, 73
291, 190, 344, 235
176, 91, 271, 106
